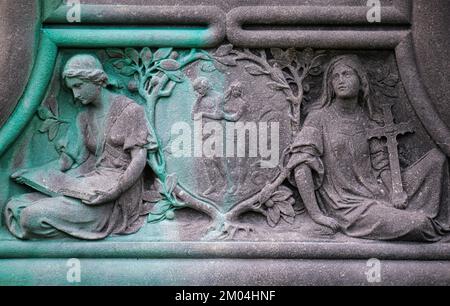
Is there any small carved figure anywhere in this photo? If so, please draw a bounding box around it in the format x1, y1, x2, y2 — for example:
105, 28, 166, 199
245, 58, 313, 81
191, 77, 223, 121
191, 79, 247, 122
4, 54, 154, 239
287, 55, 450, 242
191, 79, 249, 196
191, 77, 226, 196
223, 82, 248, 195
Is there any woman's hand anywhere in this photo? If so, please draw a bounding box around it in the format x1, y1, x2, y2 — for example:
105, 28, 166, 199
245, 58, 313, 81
311, 214, 340, 232
82, 147, 146, 205
83, 183, 122, 205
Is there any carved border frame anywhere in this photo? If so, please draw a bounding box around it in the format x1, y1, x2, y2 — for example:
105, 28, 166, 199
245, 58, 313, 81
1, 1, 449, 286
0, 2, 449, 283
227, 0, 412, 48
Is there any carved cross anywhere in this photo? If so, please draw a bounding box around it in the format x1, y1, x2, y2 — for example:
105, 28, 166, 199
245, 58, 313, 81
367, 103, 414, 207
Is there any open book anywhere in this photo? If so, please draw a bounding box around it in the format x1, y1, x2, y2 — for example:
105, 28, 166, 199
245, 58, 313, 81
13, 160, 110, 202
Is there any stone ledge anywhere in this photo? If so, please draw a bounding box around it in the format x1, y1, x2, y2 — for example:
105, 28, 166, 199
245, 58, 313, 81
1, 240, 450, 260
1, 258, 449, 285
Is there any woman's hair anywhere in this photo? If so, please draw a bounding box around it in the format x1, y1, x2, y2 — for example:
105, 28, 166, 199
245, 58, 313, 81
312, 55, 378, 121
62, 54, 108, 87
225, 81, 243, 101
193, 77, 211, 91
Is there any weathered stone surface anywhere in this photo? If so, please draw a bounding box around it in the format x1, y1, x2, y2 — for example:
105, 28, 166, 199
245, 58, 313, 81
412, 0, 450, 127
0, 0, 449, 286
0, 1, 38, 127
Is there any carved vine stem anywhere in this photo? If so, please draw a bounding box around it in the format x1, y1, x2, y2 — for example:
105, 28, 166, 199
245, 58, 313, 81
200, 47, 326, 232
138, 50, 209, 209
108, 46, 319, 236
233, 49, 301, 133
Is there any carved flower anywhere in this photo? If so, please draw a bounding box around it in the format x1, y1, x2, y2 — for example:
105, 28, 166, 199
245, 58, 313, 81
144, 174, 179, 223
367, 59, 400, 98
213, 44, 238, 67
263, 185, 296, 227
37, 106, 68, 141
269, 48, 296, 69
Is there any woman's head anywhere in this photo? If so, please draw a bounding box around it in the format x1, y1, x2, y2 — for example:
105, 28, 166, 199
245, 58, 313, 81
225, 82, 243, 100
62, 54, 108, 105
193, 77, 211, 97
331, 62, 361, 99
315, 55, 375, 119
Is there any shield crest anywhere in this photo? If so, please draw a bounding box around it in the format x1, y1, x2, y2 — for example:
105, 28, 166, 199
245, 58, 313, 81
155, 47, 293, 213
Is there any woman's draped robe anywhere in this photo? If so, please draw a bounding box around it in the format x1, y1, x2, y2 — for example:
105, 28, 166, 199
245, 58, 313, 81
5, 94, 154, 239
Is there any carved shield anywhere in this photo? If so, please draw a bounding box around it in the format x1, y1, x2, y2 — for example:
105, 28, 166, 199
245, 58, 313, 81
155, 49, 293, 213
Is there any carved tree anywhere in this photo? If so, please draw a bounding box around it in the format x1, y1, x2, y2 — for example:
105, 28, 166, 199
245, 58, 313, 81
107, 47, 210, 221
106, 46, 326, 239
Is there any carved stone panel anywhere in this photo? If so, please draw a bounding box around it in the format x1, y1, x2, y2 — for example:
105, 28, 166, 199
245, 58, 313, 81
0, 0, 449, 286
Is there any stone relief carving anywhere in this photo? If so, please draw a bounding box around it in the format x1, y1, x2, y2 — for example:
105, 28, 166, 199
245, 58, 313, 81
4, 54, 153, 239
284, 55, 449, 242
3, 46, 449, 243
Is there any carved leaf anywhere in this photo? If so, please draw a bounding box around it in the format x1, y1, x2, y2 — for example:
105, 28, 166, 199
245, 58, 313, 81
309, 66, 323, 76
215, 44, 233, 57
303, 48, 314, 64
281, 214, 295, 224
106, 48, 125, 58
271, 48, 296, 67
285, 48, 297, 63
142, 190, 163, 203
310, 53, 326, 69
215, 56, 237, 66
153, 48, 173, 61
277, 201, 296, 218
245, 64, 269, 76
112, 58, 132, 70
195, 53, 211, 61
147, 213, 166, 224
271, 190, 291, 202
373, 84, 399, 98
267, 65, 287, 83
150, 199, 172, 215
267, 82, 289, 91
37, 107, 53, 120
373, 66, 389, 82
125, 48, 140, 65
39, 119, 58, 133
286, 197, 296, 206
165, 174, 177, 194
48, 123, 59, 141
266, 214, 276, 228
140, 47, 153, 68
200, 61, 217, 73
381, 74, 399, 87
296, 48, 315, 67
120, 66, 137, 76
164, 70, 184, 83
267, 206, 281, 227
159, 59, 181, 71
270, 48, 285, 61
303, 83, 311, 93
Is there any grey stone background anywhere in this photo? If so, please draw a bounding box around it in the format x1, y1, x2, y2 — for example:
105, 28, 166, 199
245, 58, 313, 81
0, 1, 39, 127
412, 0, 450, 125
